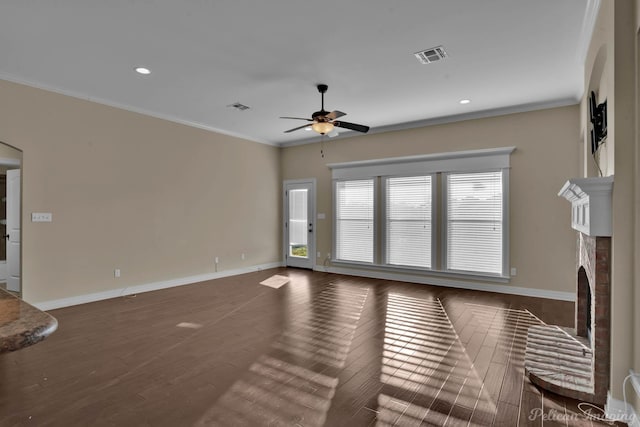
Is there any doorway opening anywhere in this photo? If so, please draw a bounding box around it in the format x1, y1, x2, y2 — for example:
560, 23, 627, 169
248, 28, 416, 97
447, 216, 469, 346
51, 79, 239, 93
0, 142, 23, 295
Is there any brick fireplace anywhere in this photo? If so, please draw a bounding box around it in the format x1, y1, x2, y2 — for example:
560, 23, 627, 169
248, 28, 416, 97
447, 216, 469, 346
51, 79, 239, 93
524, 176, 613, 405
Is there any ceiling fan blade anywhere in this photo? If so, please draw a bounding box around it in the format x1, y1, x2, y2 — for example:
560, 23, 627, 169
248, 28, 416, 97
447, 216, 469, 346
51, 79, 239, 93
280, 116, 313, 121
284, 123, 311, 133
334, 121, 370, 133
326, 110, 346, 120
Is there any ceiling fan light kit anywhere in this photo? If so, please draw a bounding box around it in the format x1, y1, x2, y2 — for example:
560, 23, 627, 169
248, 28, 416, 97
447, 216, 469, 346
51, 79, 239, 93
281, 84, 370, 137
311, 122, 334, 135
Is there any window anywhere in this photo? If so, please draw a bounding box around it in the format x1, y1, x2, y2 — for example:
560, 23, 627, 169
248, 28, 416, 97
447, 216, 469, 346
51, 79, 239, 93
288, 189, 308, 257
329, 147, 513, 279
335, 179, 374, 263
445, 171, 504, 275
385, 175, 433, 268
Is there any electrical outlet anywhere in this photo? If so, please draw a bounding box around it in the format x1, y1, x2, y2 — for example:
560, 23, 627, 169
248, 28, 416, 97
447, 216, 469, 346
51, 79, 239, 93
510, 267, 517, 276
241, 253, 245, 260
215, 257, 219, 264
114, 269, 121, 278
327, 253, 331, 259
317, 251, 321, 258
32, 212, 52, 222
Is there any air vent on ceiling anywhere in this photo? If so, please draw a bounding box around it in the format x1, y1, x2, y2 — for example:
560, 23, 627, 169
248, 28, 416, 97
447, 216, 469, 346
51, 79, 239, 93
414, 46, 447, 64
228, 102, 250, 111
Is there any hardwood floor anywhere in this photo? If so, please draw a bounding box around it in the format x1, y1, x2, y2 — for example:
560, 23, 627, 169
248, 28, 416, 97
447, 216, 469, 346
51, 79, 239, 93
0, 269, 621, 426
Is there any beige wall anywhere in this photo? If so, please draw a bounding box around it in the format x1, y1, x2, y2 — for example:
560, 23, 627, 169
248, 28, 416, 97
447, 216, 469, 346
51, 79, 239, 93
583, 0, 614, 177
0, 79, 281, 304
0, 143, 22, 161
584, 0, 639, 407
635, 0, 640, 399
282, 105, 580, 294
611, 0, 637, 403
0, 143, 22, 174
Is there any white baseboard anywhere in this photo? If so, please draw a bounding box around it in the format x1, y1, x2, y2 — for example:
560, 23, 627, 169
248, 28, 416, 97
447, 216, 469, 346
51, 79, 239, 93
33, 262, 284, 311
606, 391, 640, 426
35, 260, 574, 311
315, 265, 576, 302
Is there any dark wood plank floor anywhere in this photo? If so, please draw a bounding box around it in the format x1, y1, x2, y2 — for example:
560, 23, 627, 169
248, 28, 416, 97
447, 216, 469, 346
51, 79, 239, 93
0, 269, 619, 426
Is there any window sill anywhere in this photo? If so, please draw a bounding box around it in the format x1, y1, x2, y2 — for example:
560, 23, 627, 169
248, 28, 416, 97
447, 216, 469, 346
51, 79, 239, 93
330, 260, 510, 283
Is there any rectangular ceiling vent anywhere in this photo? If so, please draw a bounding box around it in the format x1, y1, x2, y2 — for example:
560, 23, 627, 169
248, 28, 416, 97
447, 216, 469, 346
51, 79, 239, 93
414, 46, 447, 64
228, 102, 250, 111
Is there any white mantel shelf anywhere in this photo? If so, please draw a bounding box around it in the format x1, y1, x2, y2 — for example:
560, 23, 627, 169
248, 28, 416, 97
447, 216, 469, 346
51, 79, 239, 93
558, 176, 613, 237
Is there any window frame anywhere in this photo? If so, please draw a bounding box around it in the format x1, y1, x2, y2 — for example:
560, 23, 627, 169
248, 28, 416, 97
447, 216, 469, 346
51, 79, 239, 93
328, 147, 514, 280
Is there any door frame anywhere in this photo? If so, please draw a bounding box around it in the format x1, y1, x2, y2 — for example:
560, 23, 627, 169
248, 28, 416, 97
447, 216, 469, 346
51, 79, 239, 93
283, 178, 316, 269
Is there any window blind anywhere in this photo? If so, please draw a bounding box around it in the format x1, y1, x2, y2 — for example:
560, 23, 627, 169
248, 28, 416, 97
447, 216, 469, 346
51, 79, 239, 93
288, 189, 308, 251
336, 179, 374, 263
385, 176, 432, 268
446, 171, 503, 274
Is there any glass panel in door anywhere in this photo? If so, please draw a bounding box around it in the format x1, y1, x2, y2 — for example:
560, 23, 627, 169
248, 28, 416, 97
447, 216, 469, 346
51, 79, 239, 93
289, 189, 308, 259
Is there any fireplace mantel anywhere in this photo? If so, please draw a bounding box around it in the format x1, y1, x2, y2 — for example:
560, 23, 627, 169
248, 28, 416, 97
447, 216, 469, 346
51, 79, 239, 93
558, 176, 613, 237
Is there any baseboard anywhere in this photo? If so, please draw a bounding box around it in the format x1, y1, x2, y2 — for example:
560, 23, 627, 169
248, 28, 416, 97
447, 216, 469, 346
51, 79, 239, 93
315, 265, 575, 302
606, 391, 640, 426
35, 260, 574, 311
33, 262, 284, 311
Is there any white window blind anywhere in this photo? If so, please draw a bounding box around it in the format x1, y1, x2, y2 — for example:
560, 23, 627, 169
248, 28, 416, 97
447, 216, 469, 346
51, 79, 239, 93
335, 179, 374, 263
446, 171, 503, 275
385, 176, 432, 268
288, 189, 308, 255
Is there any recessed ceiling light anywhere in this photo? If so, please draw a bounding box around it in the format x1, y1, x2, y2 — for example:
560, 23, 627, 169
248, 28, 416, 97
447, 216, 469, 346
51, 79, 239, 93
135, 67, 151, 75
459, 99, 471, 105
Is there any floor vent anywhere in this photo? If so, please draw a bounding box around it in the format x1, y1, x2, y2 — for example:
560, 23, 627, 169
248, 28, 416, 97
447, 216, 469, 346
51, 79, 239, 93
414, 46, 447, 64
259, 275, 289, 289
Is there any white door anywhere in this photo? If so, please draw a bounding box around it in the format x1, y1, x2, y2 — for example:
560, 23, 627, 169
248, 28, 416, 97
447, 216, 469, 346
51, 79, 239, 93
6, 169, 20, 292
284, 180, 315, 269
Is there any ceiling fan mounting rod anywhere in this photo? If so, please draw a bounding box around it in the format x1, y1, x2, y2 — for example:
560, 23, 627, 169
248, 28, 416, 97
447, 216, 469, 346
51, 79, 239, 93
317, 84, 328, 112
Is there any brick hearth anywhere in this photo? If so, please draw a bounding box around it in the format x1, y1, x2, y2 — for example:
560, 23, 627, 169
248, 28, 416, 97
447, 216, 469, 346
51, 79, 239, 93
525, 234, 610, 404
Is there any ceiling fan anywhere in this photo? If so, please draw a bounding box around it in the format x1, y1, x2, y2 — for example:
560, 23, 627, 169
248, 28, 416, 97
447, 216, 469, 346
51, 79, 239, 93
281, 84, 370, 136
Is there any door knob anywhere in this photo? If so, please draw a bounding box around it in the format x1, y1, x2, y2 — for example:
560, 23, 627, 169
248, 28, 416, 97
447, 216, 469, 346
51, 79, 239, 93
2, 234, 8, 240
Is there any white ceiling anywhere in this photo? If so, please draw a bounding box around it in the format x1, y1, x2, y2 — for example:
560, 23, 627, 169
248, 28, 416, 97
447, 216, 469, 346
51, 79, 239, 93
0, 1, 597, 146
